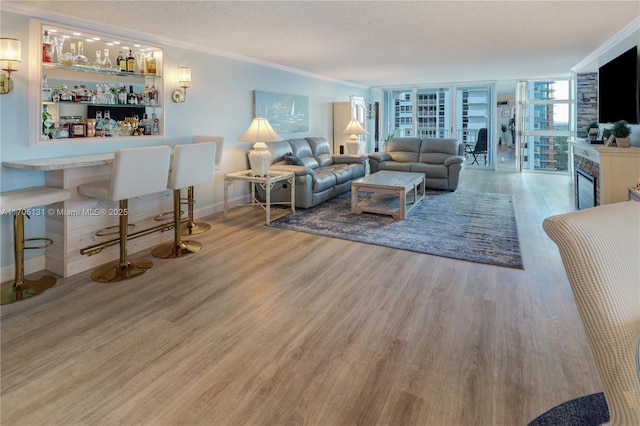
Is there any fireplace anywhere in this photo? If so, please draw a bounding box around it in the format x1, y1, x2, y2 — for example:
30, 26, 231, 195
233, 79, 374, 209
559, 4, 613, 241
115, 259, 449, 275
576, 169, 596, 210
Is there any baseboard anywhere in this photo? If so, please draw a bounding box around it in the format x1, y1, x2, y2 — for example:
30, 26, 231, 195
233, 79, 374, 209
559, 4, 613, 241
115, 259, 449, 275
0, 255, 46, 283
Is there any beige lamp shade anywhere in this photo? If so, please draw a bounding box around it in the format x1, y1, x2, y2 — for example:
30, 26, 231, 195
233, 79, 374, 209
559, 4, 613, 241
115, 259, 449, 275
238, 117, 283, 176
0, 38, 21, 63
177, 67, 191, 88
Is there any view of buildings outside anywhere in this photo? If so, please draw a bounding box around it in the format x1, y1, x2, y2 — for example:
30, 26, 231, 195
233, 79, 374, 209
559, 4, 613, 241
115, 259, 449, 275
523, 80, 570, 172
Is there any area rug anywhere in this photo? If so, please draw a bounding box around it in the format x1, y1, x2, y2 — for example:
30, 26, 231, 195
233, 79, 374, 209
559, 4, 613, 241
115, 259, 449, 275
270, 191, 523, 269
528, 392, 609, 426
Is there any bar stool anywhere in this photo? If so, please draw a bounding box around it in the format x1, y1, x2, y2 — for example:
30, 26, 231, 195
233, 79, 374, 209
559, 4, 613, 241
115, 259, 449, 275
152, 142, 216, 258
181, 135, 224, 235
1, 186, 71, 304
78, 146, 171, 282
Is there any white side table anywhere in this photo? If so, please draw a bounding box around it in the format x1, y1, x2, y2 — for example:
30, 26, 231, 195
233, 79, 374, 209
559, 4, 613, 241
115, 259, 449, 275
224, 170, 295, 225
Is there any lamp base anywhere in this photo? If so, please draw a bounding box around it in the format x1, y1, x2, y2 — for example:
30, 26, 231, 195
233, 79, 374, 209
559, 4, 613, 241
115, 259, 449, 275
248, 145, 272, 177
346, 138, 360, 155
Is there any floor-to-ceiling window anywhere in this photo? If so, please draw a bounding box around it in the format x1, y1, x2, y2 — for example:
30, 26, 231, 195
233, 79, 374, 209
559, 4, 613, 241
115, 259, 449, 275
516, 79, 572, 172
384, 84, 493, 167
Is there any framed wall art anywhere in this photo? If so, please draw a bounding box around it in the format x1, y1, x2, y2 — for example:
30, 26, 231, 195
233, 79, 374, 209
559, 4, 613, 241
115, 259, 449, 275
253, 90, 309, 133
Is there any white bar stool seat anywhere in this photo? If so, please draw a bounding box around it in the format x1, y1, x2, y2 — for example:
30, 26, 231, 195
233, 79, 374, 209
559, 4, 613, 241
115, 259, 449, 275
152, 142, 216, 258
78, 146, 171, 282
181, 135, 224, 235
1, 186, 71, 304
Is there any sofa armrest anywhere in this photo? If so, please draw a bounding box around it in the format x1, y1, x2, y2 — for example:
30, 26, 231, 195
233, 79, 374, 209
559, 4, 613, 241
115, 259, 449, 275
269, 164, 314, 177
368, 152, 392, 162
332, 154, 367, 164
444, 155, 465, 166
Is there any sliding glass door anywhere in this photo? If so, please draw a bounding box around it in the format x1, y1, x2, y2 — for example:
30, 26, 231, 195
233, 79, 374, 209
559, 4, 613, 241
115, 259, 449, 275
384, 84, 494, 167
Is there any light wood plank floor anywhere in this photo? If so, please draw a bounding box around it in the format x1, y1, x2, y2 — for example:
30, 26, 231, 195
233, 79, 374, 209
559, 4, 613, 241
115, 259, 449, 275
1, 169, 601, 426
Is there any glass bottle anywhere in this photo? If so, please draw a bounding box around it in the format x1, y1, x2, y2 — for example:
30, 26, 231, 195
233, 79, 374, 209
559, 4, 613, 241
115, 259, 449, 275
73, 41, 88, 65
102, 48, 112, 68
94, 49, 101, 67
42, 104, 53, 138
103, 110, 113, 136
117, 51, 126, 72
151, 112, 160, 135
127, 85, 137, 105
42, 30, 53, 63
126, 49, 135, 73
146, 51, 157, 75
95, 110, 104, 137
42, 75, 53, 102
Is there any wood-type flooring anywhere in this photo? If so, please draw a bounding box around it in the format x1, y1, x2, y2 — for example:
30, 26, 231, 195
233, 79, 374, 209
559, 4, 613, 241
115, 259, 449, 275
0, 169, 601, 425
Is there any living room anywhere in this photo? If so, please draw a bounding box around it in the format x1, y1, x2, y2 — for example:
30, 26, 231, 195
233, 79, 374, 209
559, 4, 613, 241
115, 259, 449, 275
1, 2, 639, 425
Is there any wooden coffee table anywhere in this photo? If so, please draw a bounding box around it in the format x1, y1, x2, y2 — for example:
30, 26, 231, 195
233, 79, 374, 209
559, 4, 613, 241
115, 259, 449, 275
351, 170, 425, 219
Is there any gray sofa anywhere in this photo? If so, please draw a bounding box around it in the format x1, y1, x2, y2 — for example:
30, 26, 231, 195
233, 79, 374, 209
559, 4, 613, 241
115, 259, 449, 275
256, 137, 366, 208
368, 137, 465, 191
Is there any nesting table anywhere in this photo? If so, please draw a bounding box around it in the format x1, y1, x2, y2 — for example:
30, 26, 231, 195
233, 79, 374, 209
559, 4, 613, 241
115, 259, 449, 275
351, 170, 425, 219
224, 170, 295, 225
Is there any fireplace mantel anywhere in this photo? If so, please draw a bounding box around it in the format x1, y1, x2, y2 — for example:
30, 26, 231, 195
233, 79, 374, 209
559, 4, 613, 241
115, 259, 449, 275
569, 139, 640, 206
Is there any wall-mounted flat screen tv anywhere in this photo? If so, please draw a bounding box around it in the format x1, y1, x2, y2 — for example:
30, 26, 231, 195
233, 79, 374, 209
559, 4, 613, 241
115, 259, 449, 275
598, 46, 639, 124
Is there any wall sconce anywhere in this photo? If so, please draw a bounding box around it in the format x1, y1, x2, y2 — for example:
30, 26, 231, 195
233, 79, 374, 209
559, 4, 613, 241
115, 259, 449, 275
171, 66, 191, 103
0, 38, 21, 95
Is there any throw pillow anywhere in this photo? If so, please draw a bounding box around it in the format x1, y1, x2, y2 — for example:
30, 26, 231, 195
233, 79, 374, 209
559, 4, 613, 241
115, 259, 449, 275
284, 153, 304, 166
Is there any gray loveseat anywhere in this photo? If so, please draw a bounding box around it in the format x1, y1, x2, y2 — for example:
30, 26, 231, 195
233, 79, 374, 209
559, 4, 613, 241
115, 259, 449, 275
256, 137, 366, 208
368, 137, 465, 191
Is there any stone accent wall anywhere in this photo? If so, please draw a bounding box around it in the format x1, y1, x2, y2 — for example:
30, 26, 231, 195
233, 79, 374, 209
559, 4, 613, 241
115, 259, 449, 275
574, 153, 600, 207
577, 73, 598, 139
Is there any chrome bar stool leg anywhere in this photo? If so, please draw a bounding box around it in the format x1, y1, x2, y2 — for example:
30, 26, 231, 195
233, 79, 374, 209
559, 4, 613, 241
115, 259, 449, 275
1, 211, 56, 304
179, 186, 211, 235
91, 200, 153, 282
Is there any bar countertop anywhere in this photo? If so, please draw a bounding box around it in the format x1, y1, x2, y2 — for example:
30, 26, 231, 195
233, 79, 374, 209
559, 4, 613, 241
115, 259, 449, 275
2, 153, 114, 171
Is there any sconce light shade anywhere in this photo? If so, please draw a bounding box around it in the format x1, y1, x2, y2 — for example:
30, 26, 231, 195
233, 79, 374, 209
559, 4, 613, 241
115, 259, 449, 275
177, 67, 191, 88
0, 38, 21, 95
341, 119, 368, 154
238, 117, 283, 176
172, 66, 192, 103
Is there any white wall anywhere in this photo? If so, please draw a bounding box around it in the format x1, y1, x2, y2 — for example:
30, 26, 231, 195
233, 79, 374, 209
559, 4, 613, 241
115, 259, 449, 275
0, 9, 367, 269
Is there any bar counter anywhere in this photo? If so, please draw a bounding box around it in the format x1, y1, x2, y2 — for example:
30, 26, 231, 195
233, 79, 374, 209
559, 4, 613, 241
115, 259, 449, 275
3, 153, 173, 277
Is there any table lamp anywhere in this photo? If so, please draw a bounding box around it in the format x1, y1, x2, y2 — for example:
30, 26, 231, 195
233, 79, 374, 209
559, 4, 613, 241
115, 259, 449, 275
342, 119, 368, 154
238, 117, 283, 176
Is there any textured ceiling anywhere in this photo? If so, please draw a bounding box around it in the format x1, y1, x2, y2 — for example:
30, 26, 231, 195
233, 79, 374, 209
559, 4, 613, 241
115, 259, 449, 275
5, 1, 640, 87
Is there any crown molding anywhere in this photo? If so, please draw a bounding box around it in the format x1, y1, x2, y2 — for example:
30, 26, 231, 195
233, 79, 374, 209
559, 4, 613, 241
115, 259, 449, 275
1, 2, 369, 90
572, 16, 640, 73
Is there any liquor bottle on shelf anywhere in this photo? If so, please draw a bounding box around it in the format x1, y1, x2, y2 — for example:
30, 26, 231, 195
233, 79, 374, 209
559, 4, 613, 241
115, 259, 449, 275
146, 51, 157, 75
73, 41, 88, 65
42, 30, 52, 63
151, 112, 160, 135
103, 110, 113, 136
117, 51, 126, 72
127, 85, 138, 105
118, 84, 127, 104
126, 49, 135, 73
141, 113, 152, 135
102, 48, 112, 68
95, 110, 104, 137
42, 75, 53, 102
42, 104, 53, 138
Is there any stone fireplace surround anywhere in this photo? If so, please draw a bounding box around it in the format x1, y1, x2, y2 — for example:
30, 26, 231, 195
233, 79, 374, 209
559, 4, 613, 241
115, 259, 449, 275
569, 140, 640, 207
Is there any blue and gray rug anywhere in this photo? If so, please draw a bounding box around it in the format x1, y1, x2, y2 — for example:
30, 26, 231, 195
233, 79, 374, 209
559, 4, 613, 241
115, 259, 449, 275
270, 190, 523, 269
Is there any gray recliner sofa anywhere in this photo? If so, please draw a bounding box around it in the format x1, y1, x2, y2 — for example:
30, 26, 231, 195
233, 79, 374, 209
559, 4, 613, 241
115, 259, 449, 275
256, 137, 366, 208
368, 137, 465, 191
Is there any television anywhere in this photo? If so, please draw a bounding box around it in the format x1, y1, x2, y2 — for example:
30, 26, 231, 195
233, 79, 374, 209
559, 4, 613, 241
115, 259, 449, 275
598, 46, 639, 124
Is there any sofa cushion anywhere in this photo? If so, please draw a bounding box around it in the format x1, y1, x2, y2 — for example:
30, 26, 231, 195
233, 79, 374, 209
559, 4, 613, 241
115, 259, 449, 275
386, 137, 422, 162
284, 153, 305, 166
267, 140, 296, 164
419, 138, 459, 163
410, 162, 448, 179
305, 137, 334, 167
288, 138, 319, 169
330, 165, 353, 184
378, 161, 413, 172
312, 169, 337, 192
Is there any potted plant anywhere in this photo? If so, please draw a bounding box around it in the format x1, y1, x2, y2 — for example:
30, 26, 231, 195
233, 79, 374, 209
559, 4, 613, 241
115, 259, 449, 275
586, 121, 599, 142
610, 120, 632, 148
500, 124, 507, 145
